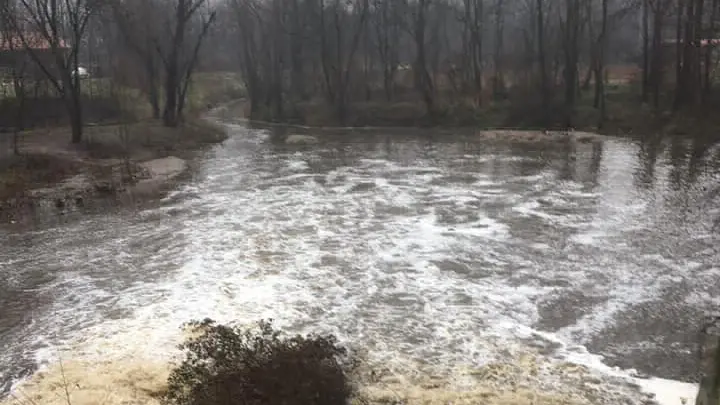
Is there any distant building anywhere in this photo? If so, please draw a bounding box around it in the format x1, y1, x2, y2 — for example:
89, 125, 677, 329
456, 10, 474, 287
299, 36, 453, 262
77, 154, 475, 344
657, 38, 720, 84
0, 33, 70, 81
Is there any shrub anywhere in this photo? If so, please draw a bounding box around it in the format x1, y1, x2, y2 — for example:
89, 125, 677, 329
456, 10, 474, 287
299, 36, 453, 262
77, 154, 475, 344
165, 319, 357, 405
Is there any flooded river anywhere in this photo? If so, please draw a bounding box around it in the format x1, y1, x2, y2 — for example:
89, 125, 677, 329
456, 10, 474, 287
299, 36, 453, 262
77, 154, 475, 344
1, 118, 719, 401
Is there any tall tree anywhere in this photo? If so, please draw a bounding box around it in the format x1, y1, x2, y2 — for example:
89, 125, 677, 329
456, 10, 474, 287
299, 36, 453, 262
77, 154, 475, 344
536, 0, 549, 105
642, 0, 649, 102
230, 0, 265, 116
492, 0, 506, 98
461, 0, 484, 105
2, 0, 97, 143
372, 0, 402, 101
155, 0, 216, 127
319, 0, 370, 122
109, 0, 164, 119
562, 0, 581, 126
596, 0, 609, 127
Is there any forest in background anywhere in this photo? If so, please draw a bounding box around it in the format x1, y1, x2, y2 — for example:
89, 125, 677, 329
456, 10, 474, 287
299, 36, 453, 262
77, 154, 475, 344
208, 0, 720, 133
1, 0, 720, 145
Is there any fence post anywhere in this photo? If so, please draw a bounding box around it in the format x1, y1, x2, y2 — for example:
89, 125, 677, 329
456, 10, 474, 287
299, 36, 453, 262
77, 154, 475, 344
696, 316, 720, 405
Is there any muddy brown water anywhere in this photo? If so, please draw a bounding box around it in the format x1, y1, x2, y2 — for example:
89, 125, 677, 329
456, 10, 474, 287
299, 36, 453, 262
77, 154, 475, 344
1, 118, 719, 394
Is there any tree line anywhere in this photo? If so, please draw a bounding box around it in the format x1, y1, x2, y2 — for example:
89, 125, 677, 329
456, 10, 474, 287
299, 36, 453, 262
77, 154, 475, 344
212, 0, 720, 128
0, 0, 216, 144
1, 0, 720, 143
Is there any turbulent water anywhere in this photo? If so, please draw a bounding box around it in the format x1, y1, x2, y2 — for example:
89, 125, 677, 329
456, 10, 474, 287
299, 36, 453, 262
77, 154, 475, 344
1, 118, 719, 401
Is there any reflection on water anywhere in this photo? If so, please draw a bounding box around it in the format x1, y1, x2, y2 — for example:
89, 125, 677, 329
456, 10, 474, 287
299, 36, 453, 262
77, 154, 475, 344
0, 126, 719, 395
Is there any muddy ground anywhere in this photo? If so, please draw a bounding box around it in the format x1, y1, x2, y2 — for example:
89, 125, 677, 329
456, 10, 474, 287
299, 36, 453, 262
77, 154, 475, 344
0, 119, 227, 224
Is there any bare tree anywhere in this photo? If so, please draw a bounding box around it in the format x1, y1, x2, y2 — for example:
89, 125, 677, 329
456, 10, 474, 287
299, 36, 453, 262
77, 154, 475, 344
318, 0, 369, 122
596, 0, 609, 127
675, 0, 708, 108
492, 0, 506, 98
371, 0, 402, 101
155, 0, 216, 127
562, 0, 581, 126
230, 0, 265, 116
642, 0, 649, 102
411, 0, 436, 114
109, 0, 164, 119
210, 0, 720, 129
0, 1, 27, 155
536, 0, 549, 104
704, 0, 719, 97
460, 0, 483, 105
2, 0, 96, 143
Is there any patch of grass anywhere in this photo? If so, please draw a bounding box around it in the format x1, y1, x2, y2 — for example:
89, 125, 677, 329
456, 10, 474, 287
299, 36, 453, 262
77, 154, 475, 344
81, 119, 228, 160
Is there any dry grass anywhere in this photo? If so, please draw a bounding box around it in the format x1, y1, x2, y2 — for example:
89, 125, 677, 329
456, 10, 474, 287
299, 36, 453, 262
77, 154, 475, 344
0, 119, 226, 204
185, 72, 245, 115
81, 119, 227, 160
2, 359, 170, 405
0, 154, 82, 200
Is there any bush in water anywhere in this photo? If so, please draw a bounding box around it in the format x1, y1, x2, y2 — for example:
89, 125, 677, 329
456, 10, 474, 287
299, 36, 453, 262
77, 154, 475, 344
164, 318, 356, 405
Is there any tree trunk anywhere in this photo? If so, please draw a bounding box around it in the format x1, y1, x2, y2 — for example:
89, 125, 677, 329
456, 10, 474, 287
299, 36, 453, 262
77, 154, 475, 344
66, 54, 84, 144
69, 92, 84, 144
271, 0, 285, 121
693, 0, 704, 102
536, 0, 548, 104
472, 0, 483, 105
415, 0, 435, 115
650, 6, 663, 109
163, 0, 189, 128
677, 0, 700, 107
585, 0, 595, 94
12, 68, 25, 155
289, 0, 306, 103
375, 0, 399, 102
492, 0, 505, 99
147, 58, 161, 119
696, 317, 720, 405
163, 64, 180, 127
596, 0, 608, 128
675, 0, 683, 108
384, 66, 394, 101
563, 0, 580, 127
704, 0, 717, 98
642, 0, 649, 102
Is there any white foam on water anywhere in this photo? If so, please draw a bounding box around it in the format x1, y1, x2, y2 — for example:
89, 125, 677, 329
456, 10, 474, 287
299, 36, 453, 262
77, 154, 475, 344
523, 329, 698, 405
1, 130, 716, 405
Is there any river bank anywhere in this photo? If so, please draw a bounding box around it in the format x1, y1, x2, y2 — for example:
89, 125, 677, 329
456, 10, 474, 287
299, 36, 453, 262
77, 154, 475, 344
0, 332, 698, 405
232, 91, 720, 142
0, 71, 243, 224
0, 118, 227, 224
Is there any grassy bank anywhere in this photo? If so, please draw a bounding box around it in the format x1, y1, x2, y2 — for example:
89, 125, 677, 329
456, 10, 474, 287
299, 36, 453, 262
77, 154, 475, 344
0, 72, 243, 214
242, 83, 720, 142
0, 119, 225, 205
